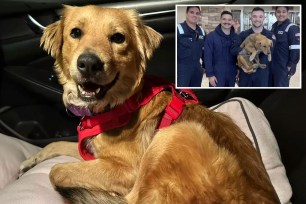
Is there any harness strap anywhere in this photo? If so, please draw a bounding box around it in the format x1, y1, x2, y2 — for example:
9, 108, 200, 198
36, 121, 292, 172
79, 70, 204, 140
159, 88, 198, 128
77, 76, 199, 160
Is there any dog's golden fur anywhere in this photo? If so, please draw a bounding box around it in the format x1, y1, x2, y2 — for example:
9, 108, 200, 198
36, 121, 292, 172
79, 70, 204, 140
237, 33, 273, 73
21, 5, 279, 203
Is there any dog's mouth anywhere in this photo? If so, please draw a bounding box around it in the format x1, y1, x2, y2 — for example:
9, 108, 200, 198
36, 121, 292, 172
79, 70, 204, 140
77, 73, 119, 101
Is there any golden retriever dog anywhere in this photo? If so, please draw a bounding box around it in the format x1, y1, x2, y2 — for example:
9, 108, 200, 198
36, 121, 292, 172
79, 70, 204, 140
20, 5, 279, 204
237, 33, 273, 73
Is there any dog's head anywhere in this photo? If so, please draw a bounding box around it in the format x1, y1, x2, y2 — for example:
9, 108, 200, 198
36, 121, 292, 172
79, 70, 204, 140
254, 33, 273, 56
41, 5, 162, 114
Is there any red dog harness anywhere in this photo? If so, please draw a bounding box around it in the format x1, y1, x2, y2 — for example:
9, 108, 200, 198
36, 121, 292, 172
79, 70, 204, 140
77, 76, 198, 160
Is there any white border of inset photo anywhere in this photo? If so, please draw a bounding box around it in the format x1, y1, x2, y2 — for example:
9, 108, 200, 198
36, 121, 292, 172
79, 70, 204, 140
175, 4, 302, 89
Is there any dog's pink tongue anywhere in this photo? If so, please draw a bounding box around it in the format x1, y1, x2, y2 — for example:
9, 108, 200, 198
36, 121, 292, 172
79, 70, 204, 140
67, 104, 93, 116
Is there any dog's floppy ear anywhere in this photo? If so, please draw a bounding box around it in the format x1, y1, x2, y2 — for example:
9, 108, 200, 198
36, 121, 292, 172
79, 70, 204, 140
139, 25, 163, 60
269, 39, 273, 47
127, 9, 162, 60
125, 9, 162, 78
40, 20, 63, 58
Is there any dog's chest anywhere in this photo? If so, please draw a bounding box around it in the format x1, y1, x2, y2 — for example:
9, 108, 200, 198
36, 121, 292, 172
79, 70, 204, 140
87, 121, 157, 159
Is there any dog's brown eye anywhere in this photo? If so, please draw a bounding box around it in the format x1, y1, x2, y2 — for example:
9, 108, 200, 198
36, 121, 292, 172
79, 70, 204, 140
110, 33, 125, 44
70, 28, 82, 39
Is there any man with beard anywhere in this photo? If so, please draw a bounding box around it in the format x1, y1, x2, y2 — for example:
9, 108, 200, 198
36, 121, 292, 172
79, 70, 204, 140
271, 6, 300, 87
204, 10, 238, 87
231, 7, 274, 87
177, 6, 205, 87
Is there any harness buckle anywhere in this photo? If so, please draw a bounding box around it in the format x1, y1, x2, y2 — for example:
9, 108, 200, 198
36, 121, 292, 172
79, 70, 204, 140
178, 90, 198, 104
179, 91, 191, 99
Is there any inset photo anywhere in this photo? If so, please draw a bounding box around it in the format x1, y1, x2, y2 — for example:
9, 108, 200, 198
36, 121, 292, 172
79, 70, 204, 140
176, 5, 301, 88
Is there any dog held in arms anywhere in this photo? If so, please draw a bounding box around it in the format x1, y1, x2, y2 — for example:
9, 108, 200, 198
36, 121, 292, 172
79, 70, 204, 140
237, 33, 273, 73
20, 5, 279, 204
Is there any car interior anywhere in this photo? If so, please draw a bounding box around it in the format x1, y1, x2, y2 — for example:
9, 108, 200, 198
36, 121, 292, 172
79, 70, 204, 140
0, 0, 304, 203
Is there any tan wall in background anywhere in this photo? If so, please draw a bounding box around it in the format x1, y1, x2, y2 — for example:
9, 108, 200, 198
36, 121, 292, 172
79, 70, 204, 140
176, 6, 226, 34
177, 6, 187, 24
201, 6, 225, 33
177, 5, 300, 34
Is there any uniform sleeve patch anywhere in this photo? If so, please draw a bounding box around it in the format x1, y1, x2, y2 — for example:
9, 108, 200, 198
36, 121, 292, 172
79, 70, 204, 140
295, 33, 300, 37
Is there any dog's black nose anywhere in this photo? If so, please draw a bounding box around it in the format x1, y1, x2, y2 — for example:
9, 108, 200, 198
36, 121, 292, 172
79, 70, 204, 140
77, 53, 104, 76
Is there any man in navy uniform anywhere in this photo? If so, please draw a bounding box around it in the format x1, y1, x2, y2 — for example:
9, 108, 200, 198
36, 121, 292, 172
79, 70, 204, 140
177, 6, 205, 87
231, 7, 274, 87
204, 10, 238, 87
271, 6, 300, 87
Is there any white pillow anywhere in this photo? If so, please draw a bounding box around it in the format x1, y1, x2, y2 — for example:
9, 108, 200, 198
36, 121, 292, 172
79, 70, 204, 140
210, 97, 292, 204
0, 97, 292, 204
0, 155, 79, 204
0, 134, 41, 189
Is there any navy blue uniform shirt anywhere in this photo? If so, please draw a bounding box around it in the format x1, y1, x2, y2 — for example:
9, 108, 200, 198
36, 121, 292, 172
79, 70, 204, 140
271, 19, 300, 87
177, 21, 205, 87
204, 24, 238, 87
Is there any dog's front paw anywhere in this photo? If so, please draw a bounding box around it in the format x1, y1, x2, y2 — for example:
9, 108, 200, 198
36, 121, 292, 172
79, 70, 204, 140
19, 156, 39, 177
252, 64, 259, 69
19, 142, 63, 177
249, 54, 256, 61
49, 163, 74, 188
268, 54, 271, 61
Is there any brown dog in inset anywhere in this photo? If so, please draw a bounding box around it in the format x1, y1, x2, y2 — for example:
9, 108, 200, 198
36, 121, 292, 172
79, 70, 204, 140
20, 5, 279, 204
237, 33, 273, 73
